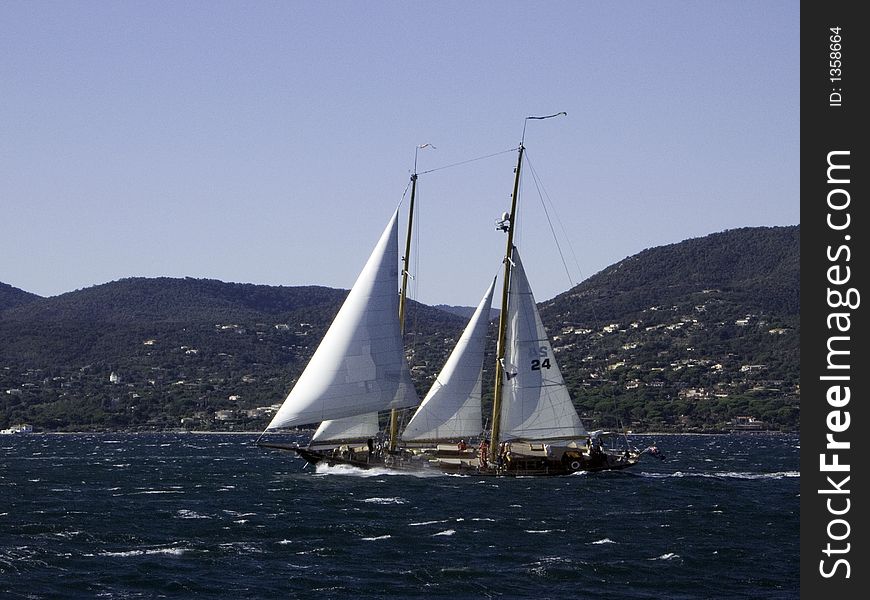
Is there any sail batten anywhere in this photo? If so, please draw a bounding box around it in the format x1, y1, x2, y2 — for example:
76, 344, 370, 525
266, 209, 420, 431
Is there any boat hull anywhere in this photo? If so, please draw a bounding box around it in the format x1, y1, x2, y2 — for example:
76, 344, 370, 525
259, 442, 641, 476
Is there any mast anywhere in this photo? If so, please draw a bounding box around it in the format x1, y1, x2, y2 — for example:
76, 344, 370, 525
398, 173, 417, 334
489, 143, 524, 463
389, 168, 418, 452
488, 112, 565, 463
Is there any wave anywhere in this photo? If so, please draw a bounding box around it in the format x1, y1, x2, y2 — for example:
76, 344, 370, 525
218, 542, 263, 554
96, 546, 190, 558
432, 529, 456, 537
361, 497, 407, 505
176, 509, 211, 519
650, 552, 680, 561
525, 529, 565, 534
591, 538, 616, 544
361, 535, 391, 541
527, 556, 576, 577
0, 547, 39, 575
409, 520, 448, 526
53, 530, 85, 539
641, 470, 799, 480
313, 463, 440, 478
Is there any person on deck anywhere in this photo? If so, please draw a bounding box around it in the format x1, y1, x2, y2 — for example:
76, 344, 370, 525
479, 440, 489, 469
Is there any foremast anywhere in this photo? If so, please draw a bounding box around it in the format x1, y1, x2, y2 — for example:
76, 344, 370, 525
388, 167, 418, 452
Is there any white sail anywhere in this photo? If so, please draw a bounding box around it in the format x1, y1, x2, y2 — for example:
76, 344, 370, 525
401, 277, 497, 442
266, 209, 420, 430
311, 413, 380, 444
499, 249, 587, 441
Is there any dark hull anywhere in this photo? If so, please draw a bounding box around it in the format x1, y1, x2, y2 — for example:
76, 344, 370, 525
259, 442, 641, 477
257, 443, 430, 472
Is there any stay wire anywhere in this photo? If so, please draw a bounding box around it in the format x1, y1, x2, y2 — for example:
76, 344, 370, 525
417, 148, 516, 176
523, 150, 581, 291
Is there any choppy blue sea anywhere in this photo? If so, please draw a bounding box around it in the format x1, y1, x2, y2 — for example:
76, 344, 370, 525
1, 432, 798, 599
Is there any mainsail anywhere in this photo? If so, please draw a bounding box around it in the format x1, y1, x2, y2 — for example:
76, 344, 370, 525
401, 277, 497, 442
498, 249, 587, 441
266, 209, 420, 431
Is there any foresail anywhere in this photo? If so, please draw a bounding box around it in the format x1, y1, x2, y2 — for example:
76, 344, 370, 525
311, 413, 380, 444
401, 277, 496, 442
266, 209, 421, 430
499, 249, 587, 441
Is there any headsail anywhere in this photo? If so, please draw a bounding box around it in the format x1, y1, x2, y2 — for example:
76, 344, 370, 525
499, 249, 587, 441
402, 277, 497, 442
310, 413, 380, 444
266, 209, 420, 431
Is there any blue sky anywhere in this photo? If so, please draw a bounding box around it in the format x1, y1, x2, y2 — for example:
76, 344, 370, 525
1, 1, 799, 306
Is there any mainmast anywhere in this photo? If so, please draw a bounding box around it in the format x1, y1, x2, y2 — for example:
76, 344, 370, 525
488, 113, 565, 463
398, 173, 416, 335
488, 144, 523, 462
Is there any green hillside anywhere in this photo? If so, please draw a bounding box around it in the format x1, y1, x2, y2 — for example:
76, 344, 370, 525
540, 226, 799, 431
0, 225, 799, 432
0, 282, 41, 311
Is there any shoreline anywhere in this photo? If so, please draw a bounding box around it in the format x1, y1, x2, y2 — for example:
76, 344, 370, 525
16, 429, 796, 436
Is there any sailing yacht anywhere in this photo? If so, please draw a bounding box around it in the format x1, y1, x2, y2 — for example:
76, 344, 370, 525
428, 121, 647, 476
260, 117, 661, 475
257, 207, 421, 467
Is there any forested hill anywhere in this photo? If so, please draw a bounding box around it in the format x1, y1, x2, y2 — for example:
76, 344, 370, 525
0, 225, 799, 432
1, 278, 349, 325
539, 225, 799, 432
544, 225, 799, 322
0, 282, 41, 311
0, 277, 463, 377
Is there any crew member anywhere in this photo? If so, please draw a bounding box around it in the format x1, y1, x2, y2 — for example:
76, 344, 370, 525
479, 440, 489, 469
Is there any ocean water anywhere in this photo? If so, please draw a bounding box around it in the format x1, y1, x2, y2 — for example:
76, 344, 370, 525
1, 432, 799, 599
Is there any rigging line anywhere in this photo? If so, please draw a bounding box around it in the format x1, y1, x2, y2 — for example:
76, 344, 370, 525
525, 151, 598, 326
417, 148, 516, 175
525, 150, 585, 283
524, 151, 575, 290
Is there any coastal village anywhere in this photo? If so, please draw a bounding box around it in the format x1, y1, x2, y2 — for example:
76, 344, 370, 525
2, 298, 798, 434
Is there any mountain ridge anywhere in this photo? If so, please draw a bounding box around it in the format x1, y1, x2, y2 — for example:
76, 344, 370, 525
0, 224, 799, 432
